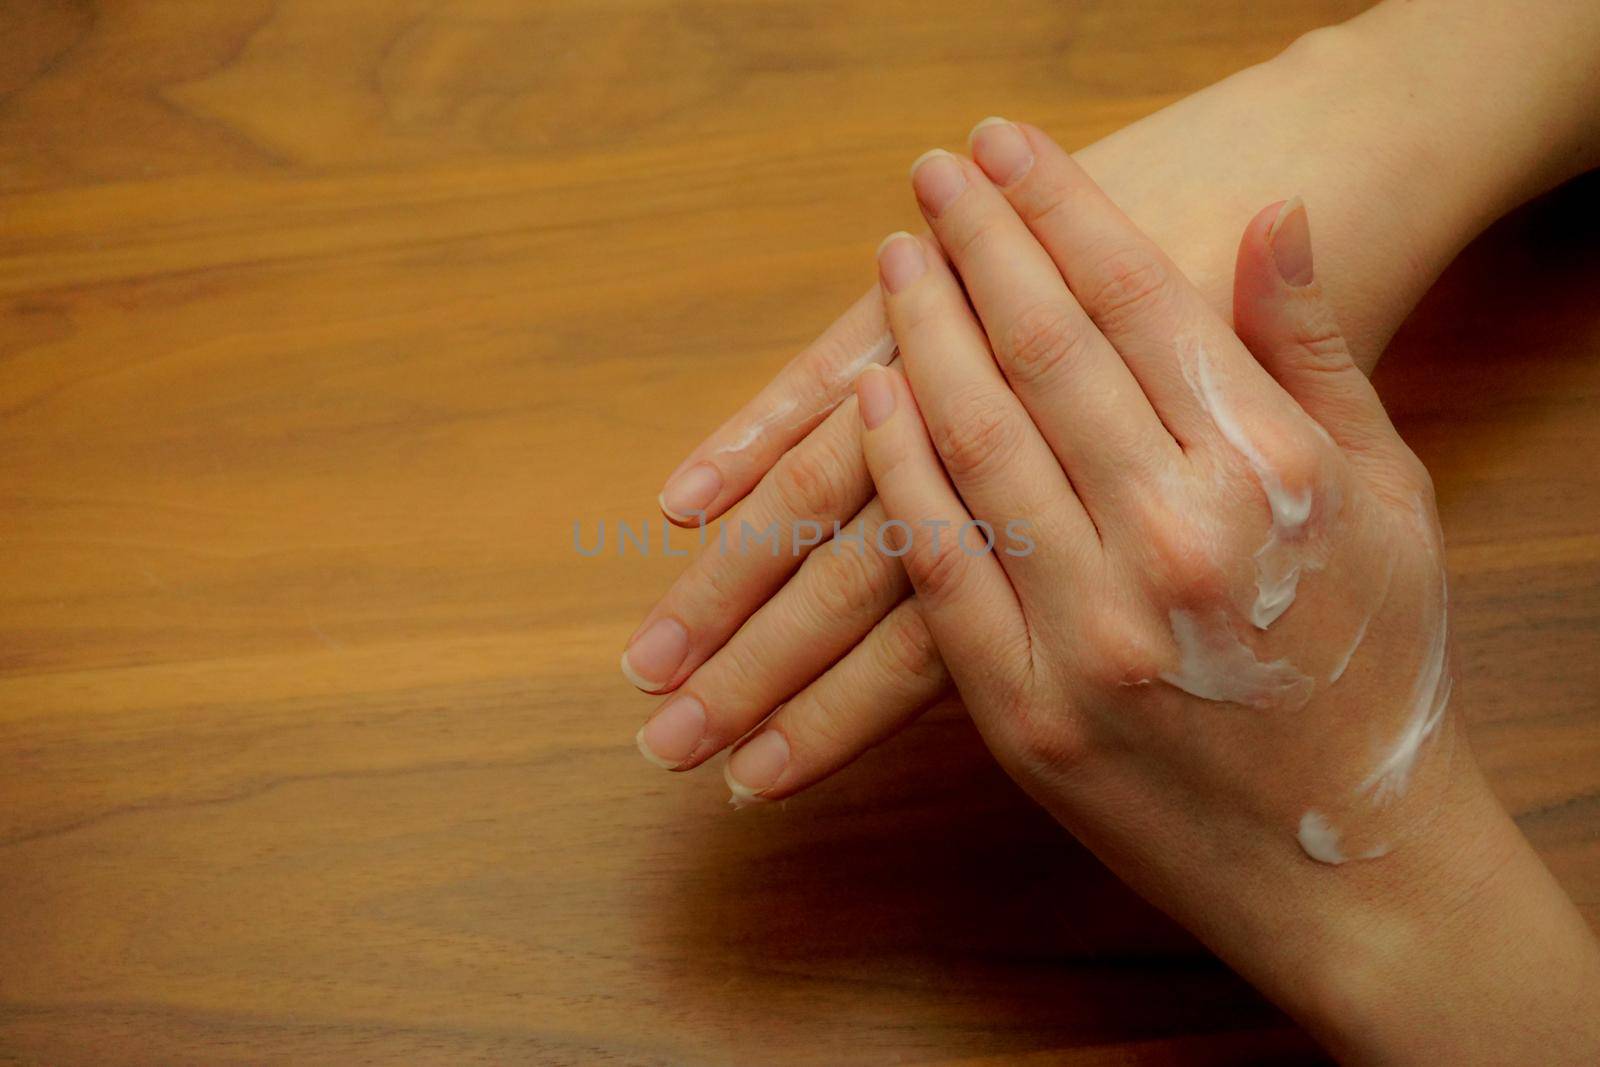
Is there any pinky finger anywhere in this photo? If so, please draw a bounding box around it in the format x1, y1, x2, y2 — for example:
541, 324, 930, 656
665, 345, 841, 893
723, 598, 951, 804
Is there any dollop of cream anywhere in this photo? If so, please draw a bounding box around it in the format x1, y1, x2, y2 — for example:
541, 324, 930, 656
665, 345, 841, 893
1297, 810, 1347, 864
1159, 608, 1314, 710
1297, 810, 1390, 864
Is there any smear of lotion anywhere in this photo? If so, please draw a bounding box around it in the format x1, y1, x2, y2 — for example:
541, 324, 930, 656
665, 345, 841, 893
1361, 556, 1450, 804
832, 330, 897, 385
717, 395, 799, 455
1329, 553, 1396, 684
1184, 343, 1328, 629
1327, 613, 1371, 685
715, 331, 897, 458
1159, 608, 1314, 710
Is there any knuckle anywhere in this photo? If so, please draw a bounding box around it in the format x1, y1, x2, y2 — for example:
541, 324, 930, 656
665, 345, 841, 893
874, 603, 947, 685
1282, 303, 1356, 375
1082, 245, 1170, 331
1294, 327, 1352, 370
791, 690, 853, 755
804, 534, 903, 620
689, 548, 746, 618
946, 214, 1006, 266
930, 389, 1021, 481
698, 651, 764, 719
1078, 616, 1164, 692
1262, 432, 1325, 503
1007, 698, 1087, 772
1142, 507, 1231, 604
1001, 301, 1093, 388
905, 533, 968, 606
796, 336, 859, 409
770, 437, 860, 521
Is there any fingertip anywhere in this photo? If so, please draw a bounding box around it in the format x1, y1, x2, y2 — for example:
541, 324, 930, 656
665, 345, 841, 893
875, 229, 917, 260
876, 230, 929, 295
856, 363, 897, 431
967, 116, 1034, 187
1267, 197, 1313, 287
1241, 199, 1288, 252
658, 461, 722, 525
657, 494, 708, 527
1233, 199, 1296, 318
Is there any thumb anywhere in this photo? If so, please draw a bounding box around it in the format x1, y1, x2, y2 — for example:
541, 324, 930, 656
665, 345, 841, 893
1233, 198, 1400, 460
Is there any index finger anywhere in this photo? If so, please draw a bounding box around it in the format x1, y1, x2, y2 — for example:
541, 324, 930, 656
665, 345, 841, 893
656, 275, 908, 526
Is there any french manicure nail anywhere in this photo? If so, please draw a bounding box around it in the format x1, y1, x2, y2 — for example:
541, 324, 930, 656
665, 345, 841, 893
726, 728, 790, 801
637, 694, 705, 769
620, 617, 689, 691
876, 232, 926, 295
1269, 196, 1313, 287
660, 462, 722, 522
909, 148, 967, 216
856, 364, 896, 429
968, 117, 1034, 186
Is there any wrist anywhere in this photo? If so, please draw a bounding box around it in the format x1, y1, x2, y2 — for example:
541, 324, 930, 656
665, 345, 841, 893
1241, 3, 1600, 370
1321, 0, 1600, 237
1254, 736, 1600, 1062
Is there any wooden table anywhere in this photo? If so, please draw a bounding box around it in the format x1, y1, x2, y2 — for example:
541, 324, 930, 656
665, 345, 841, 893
3, 2, 1596, 1062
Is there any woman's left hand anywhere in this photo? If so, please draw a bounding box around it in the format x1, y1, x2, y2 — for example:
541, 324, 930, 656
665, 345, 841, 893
848, 120, 1600, 1062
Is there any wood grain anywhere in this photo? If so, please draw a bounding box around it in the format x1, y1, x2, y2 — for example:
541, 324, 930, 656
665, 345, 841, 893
1, 1, 1594, 1062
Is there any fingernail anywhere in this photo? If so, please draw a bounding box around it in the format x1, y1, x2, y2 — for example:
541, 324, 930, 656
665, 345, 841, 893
968, 117, 1033, 186
875, 232, 925, 295
726, 729, 790, 800
659, 462, 721, 522
1269, 197, 1313, 287
909, 149, 966, 217
620, 617, 689, 691
637, 694, 705, 769
856, 364, 896, 429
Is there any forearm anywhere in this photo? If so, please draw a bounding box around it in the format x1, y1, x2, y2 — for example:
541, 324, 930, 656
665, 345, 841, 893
1076, 0, 1600, 373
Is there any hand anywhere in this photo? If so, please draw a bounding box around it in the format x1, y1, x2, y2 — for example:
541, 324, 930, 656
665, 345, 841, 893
625, 3, 1600, 803
623, 46, 1376, 797
625, 25, 1438, 799
861, 122, 1445, 875
855, 122, 1600, 1063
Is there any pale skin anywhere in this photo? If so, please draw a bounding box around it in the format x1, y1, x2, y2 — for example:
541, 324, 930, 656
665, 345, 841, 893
856, 125, 1600, 1060
622, 1, 1600, 1057
625, 0, 1600, 801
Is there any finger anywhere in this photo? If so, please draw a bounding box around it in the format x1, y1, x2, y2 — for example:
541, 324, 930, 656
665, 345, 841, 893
622, 395, 874, 693
908, 146, 1178, 513
969, 119, 1243, 449
721, 601, 954, 804
634, 499, 911, 769
855, 363, 1030, 700
1233, 198, 1407, 464
876, 230, 1096, 597
657, 284, 897, 526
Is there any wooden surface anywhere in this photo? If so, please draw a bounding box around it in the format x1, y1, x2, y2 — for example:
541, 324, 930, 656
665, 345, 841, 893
2, 1, 1597, 1063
